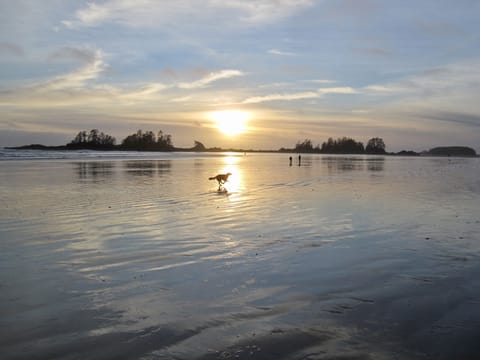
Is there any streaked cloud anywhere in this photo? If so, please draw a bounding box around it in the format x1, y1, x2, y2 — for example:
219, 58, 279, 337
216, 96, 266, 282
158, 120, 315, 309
309, 79, 337, 84
242, 87, 356, 104
170, 96, 194, 103
35, 50, 106, 92
178, 70, 245, 89
242, 91, 319, 104
63, 0, 314, 28
416, 110, 480, 128
0, 47, 245, 111
120, 83, 168, 102
365, 60, 480, 98
317, 87, 357, 95
209, 0, 314, 23
364, 85, 401, 94
268, 49, 296, 56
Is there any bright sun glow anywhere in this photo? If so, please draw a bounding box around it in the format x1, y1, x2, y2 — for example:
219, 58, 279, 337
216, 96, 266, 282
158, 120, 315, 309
210, 110, 250, 136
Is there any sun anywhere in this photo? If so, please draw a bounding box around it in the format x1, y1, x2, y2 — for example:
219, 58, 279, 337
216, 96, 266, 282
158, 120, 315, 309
210, 110, 250, 136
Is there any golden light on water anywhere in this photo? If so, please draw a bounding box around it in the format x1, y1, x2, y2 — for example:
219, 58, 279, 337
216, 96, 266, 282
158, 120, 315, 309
220, 155, 242, 193
209, 110, 250, 136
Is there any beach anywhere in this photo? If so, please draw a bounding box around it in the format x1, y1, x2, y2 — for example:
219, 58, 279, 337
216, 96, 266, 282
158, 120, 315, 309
1, 152, 480, 359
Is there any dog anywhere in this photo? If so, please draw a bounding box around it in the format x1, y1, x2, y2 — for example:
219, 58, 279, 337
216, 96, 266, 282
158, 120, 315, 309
209, 172, 232, 190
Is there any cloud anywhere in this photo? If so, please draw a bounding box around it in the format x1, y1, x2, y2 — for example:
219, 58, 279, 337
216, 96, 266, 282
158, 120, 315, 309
209, 0, 314, 23
63, 0, 314, 28
242, 87, 356, 104
317, 87, 357, 95
365, 59, 480, 98
0, 42, 24, 57
178, 69, 245, 89
121, 83, 168, 101
0, 44, 246, 111
170, 96, 194, 103
364, 85, 400, 93
0, 48, 117, 108
242, 91, 319, 104
63, 1, 120, 28
268, 49, 296, 56
416, 110, 480, 128
36, 49, 106, 92
47, 46, 98, 64
309, 79, 337, 84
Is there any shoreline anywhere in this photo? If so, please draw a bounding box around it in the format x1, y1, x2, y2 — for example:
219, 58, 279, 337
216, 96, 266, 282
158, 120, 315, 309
3, 145, 479, 158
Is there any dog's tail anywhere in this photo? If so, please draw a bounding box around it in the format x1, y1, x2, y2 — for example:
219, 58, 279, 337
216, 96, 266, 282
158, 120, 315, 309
209, 176, 216, 180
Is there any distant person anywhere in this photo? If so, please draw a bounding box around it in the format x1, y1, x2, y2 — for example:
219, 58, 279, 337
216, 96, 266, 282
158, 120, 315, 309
289, 156, 292, 166
298, 155, 301, 166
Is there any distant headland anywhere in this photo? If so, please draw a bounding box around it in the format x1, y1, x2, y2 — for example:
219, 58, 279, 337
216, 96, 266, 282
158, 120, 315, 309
5, 128, 478, 157
424, 146, 477, 157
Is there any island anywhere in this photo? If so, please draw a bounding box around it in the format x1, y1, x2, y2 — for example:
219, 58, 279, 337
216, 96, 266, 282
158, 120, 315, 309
425, 146, 477, 157
5, 128, 478, 157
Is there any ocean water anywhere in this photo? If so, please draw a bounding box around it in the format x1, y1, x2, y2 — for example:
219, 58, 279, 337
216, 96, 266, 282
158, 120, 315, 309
1, 151, 480, 359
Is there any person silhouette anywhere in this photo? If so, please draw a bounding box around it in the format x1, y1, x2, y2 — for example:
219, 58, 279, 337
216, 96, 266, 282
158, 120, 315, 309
298, 155, 301, 166
289, 156, 292, 166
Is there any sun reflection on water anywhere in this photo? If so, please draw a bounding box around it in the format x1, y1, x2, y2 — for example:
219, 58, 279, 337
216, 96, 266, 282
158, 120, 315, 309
219, 155, 242, 194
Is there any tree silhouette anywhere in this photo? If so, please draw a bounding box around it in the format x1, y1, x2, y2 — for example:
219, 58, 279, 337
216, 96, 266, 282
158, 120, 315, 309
157, 131, 173, 150
366, 137, 386, 154
120, 129, 174, 151
68, 129, 116, 149
320, 137, 364, 154
295, 139, 314, 152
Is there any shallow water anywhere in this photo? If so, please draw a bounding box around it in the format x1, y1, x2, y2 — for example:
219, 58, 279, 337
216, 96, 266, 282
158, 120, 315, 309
1, 153, 480, 359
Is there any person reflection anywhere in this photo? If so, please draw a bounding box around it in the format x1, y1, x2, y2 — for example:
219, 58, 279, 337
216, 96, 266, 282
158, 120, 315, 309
367, 158, 385, 172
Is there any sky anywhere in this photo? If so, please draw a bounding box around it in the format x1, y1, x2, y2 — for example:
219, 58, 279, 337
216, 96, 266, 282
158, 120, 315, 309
1, 0, 480, 152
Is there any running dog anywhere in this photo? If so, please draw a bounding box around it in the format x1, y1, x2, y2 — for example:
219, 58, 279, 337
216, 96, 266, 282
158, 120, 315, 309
209, 172, 232, 190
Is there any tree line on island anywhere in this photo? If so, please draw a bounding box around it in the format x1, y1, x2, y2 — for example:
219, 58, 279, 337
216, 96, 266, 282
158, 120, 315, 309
67, 129, 174, 151
8, 128, 477, 156
284, 137, 387, 154
67, 129, 388, 154
286, 137, 476, 156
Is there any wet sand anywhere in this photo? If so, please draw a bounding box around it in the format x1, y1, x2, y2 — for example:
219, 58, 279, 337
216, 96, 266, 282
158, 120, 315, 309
1, 153, 480, 359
